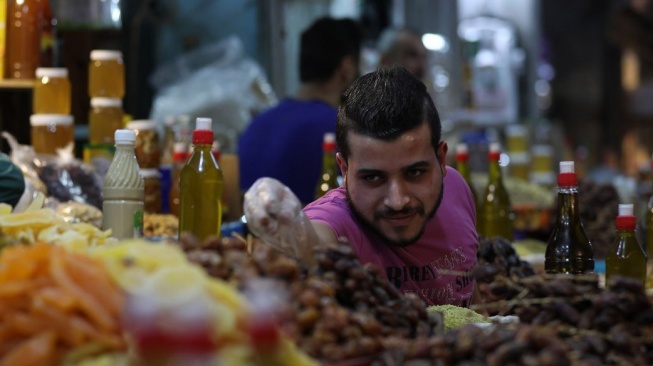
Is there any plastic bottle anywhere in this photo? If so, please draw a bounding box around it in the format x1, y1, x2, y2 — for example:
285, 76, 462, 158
4, 0, 41, 79
89, 97, 124, 144
88, 50, 125, 98
102, 129, 144, 239
179, 118, 224, 241
455, 143, 478, 207
477, 143, 514, 240
606, 203, 647, 285
545, 161, 594, 274
314, 133, 339, 199
33, 67, 70, 114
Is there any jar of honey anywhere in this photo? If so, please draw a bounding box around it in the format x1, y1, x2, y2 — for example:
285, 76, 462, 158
88, 50, 125, 98
30, 114, 74, 155
33, 68, 71, 114
127, 120, 161, 169
89, 97, 123, 144
141, 168, 162, 213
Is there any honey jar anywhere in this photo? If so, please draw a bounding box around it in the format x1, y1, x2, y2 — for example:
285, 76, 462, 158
141, 168, 162, 213
127, 120, 161, 169
30, 114, 74, 155
33, 68, 71, 114
89, 97, 123, 144
88, 50, 125, 98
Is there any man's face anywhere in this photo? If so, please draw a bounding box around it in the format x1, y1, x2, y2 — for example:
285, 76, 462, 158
398, 33, 428, 80
337, 122, 447, 246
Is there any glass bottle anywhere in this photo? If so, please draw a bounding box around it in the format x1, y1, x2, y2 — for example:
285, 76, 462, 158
646, 157, 653, 258
455, 143, 478, 207
477, 142, 514, 240
33, 67, 70, 114
545, 161, 594, 274
102, 129, 144, 239
314, 132, 339, 199
606, 204, 647, 285
169, 142, 188, 217
179, 118, 224, 241
5, 0, 41, 79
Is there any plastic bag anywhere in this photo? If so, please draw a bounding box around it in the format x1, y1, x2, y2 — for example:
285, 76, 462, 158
2, 132, 46, 212
149, 36, 277, 154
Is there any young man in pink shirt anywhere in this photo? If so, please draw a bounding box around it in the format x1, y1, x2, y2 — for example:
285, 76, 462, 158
244, 65, 480, 307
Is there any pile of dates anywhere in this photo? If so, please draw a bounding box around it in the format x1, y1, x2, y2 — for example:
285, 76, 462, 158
180, 235, 442, 363
578, 181, 620, 259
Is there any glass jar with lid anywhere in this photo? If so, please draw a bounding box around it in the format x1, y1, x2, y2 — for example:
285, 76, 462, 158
141, 168, 162, 213
89, 97, 123, 144
89, 50, 125, 98
127, 119, 161, 169
33, 68, 71, 114
30, 114, 75, 155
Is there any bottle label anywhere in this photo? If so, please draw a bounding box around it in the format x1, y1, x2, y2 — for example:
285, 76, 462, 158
133, 210, 144, 238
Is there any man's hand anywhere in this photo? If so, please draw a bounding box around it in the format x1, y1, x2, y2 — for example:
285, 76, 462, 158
243, 178, 314, 262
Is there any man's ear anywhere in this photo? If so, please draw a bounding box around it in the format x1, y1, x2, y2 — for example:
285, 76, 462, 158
437, 141, 448, 177
336, 152, 348, 184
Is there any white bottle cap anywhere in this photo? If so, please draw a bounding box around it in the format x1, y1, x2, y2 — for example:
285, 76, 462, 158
532, 144, 553, 156
506, 124, 527, 137
618, 203, 634, 217
164, 115, 176, 126
173, 142, 186, 153
91, 97, 122, 108
489, 142, 501, 154
30, 114, 74, 126
324, 132, 335, 143
139, 168, 161, 179
127, 119, 157, 131
195, 117, 212, 131
115, 129, 136, 144
36, 67, 68, 78
90, 50, 123, 61
456, 143, 468, 154
559, 161, 575, 173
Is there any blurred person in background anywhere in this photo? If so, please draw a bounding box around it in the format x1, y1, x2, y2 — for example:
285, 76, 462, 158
238, 17, 363, 205
244, 66, 480, 307
377, 27, 429, 82
0, 153, 25, 208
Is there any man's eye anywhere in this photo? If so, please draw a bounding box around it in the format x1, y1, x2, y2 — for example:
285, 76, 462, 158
407, 169, 424, 178
364, 175, 381, 183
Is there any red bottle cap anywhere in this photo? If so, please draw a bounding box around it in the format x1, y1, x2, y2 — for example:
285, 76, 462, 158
455, 143, 469, 162
615, 204, 636, 230
192, 117, 214, 145
557, 161, 578, 187
488, 142, 500, 161
323, 133, 336, 152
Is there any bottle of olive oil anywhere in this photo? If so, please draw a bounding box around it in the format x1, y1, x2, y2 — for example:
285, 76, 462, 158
606, 203, 647, 285
179, 117, 224, 241
477, 143, 514, 240
314, 132, 339, 199
646, 156, 653, 257
545, 161, 594, 274
455, 143, 478, 207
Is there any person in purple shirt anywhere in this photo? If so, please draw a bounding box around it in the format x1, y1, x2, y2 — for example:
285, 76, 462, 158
244, 65, 480, 307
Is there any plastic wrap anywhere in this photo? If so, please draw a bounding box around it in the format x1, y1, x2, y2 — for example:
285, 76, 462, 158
149, 36, 277, 154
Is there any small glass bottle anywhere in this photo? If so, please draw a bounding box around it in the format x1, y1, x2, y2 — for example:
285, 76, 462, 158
179, 118, 224, 241
102, 129, 144, 239
314, 133, 339, 200
545, 161, 595, 274
88, 50, 125, 98
30, 114, 74, 155
455, 143, 478, 207
89, 97, 123, 144
477, 143, 514, 240
33, 67, 71, 114
606, 203, 647, 285
169, 142, 188, 217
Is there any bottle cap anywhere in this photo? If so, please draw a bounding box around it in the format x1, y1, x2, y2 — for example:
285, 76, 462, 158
488, 142, 501, 161
127, 120, 157, 131
30, 114, 74, 126
90, 50, 123, 61
557, 161, 577, 187
323, 133, 336, 151
172, 142, 189, 162
455, 143, 469, 161
192, 117, 214, 145
115, 129, 136, 144
36, 67, 68, 78
615, 203, 636, 230
91, 97, 122, 108
164, 115, 176, 127
139, 168, 161, 179
505, 124, 527, 137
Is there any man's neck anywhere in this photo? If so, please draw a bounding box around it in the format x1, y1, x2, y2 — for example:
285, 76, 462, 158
295, 81, 342, 108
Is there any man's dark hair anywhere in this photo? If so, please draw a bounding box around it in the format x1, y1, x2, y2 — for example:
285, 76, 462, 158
336, 65, 441, 159
300, 17, 363, 83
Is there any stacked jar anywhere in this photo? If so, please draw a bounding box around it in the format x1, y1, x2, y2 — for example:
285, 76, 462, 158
505, 124, 530, 181
31, 67, 74, 155
127, 120, 162, 213
85, 50, 125, 165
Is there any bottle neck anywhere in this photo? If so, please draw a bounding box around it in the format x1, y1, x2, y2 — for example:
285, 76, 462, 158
555, 185, 581, 222
488, 159, 503, 183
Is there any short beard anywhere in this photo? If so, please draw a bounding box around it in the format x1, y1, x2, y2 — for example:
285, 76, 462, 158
346, 182, 444, 247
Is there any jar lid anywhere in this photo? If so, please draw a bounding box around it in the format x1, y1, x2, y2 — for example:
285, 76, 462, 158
90, 50, 123, 61
36, 67, 68, 78
505, 124, 528, 137
531, 144, 553, 156
115, 129, 136, 144
140, 168, 161, 179
91, 97, 122, 108
127, 119, 157, 131
30, 114, 74, 127
508, 152, 530, 164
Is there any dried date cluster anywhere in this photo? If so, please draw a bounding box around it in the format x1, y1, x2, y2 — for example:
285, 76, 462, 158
179, 235, 441, 363
578, 181, 620, 259
36, 164, 103, 209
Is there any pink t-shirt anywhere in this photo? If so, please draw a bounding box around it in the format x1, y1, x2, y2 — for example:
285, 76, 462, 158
304, 166, 478, 307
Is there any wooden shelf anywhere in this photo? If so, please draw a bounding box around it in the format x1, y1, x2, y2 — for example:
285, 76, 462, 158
0, 79, 35, 90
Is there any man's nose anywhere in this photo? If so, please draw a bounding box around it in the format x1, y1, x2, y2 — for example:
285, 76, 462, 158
383, 180, 410, 210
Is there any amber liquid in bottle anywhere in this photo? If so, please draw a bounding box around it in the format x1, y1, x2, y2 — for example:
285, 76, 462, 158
477, 143, 513, 240
606, 204, 647, 285
179, 118, 223, 241
315, 133, 339, 200
545, 161, 594, 274
455, 143, 478, 207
